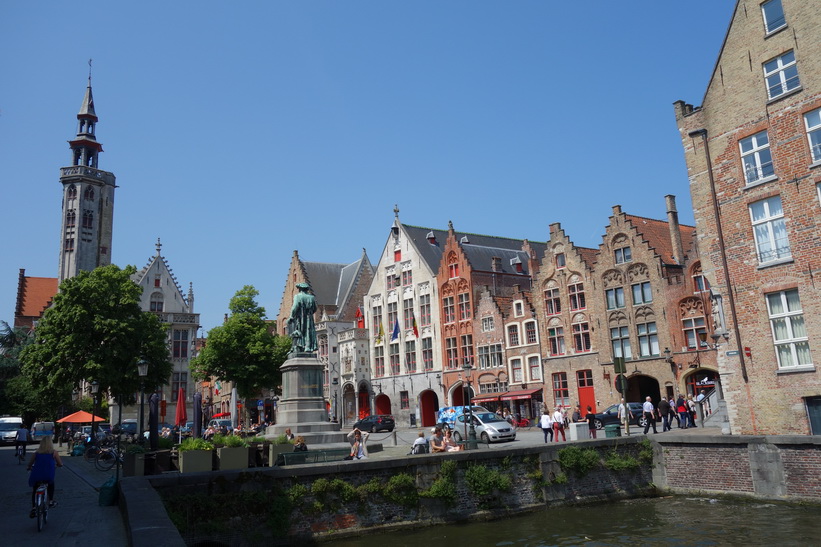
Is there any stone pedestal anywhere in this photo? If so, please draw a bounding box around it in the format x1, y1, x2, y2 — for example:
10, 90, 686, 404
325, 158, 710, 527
267, 353, 345, 445
568, 422, 590, 441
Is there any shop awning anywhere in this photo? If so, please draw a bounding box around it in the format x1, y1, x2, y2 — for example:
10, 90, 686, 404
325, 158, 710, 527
471, 394, 501, 404
500, 388, 542, 401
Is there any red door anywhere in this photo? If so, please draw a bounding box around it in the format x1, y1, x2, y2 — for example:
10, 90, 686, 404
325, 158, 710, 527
577, 369, 596, 413
358, 390, 370, 419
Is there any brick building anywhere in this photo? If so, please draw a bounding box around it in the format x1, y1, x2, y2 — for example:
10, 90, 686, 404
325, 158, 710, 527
674, 0, 821, 434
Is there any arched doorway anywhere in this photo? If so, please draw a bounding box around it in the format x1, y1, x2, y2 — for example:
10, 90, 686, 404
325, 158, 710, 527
357, 382, 370, 419
375, 393, 392, 415
626, 374, 661, 404
451, 382, 466, 406
419, 390, 439, 427
685, 368, 718, 397
342, 384, 356, 427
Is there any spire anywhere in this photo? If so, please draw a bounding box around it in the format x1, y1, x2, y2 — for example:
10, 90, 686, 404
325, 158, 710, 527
156, 237, 163, 256
79, 60, 98, 121
69, 63, 103, 168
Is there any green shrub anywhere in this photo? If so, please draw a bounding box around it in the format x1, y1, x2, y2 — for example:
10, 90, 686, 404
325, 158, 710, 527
273, 434, 292, 445
178, 437, 214, 452
213, 434, 249, 448
420, 459, 457, 502
158, 436, 175, 450
464, 464, 512, 497
126, 444, 146, 454
383, 473, 419, 507
603, 450, 641, 471
638, 439, 654, 463
558, 445, 600, 476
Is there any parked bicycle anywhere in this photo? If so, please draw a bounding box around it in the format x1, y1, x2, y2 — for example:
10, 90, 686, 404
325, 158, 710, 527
94, 447, 124, 472
32, 481, 48, 532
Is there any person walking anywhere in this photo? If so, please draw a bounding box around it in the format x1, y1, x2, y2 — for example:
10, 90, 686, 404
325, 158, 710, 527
552, 406, 566, 442
658, 397, 672, 432
585, 406, 597, 439
676, 394, 689, 429
688, 395, 698, 428
539, 409, 553, 443
642, 396, 658, 434
617, 398, 631, 436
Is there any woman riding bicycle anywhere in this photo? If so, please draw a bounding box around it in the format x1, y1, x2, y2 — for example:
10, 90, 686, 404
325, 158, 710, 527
26, 436, 63, 517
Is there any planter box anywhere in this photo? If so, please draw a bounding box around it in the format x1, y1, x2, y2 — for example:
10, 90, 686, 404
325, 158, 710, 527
217, 447, 248, 470
179, 449, 213, 473
269, 443, 293, 466
123, 453, 145, 477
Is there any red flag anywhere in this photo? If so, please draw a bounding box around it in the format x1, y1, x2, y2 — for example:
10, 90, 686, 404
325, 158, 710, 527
412, 313, 419, 338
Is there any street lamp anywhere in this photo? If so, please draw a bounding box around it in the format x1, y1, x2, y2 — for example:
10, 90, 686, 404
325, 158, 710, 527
90, 380, 100, 441
137, 359, 149, 444
462, 360, 478, 450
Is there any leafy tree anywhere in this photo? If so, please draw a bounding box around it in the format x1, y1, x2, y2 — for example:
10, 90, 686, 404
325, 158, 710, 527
191, 286, 290, 401
20, 265, 172, 407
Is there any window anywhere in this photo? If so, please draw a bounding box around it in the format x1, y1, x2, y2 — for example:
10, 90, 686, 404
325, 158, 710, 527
421, 338, 433, 371
478, 344, 502, 369
173, 329, 189, 359
319, 336, 328, 359
372, 305, 383, 335
750, 196, 791, 263
764, 50, 800, 100
767, 289, 811, 368
610, 326, 632, 360
637, 322, 659, 357
405, 341, 417, 373
555, 253, 566, 269
150, 292, 164, 312
403, 298, 414, 330
394, 249, 401, 262
448, 262, 459, 278
683, 317, 707, 350
172, 373, 187, 401
572, 322, 591, 352
458, 292, 471, 320
569, 282, 586, 310
374, 346, 385, 377
544, 288, 561, 315
525, 320, 537, 344
481, 316, 494, 332
419, 294, 431, 326
740, 130, 775, 184
528, 355, 541, 381
606, 287, 625, 309
402, 270, 412, 286
67, 185, 77, 199
577, 369, 593, 388
511, 358, 523, 383
461, 335, 473, 366
445, 337, 458, 369
552, 372, 569, 408
82, 211, 93, 229
614, 247, 632, 264
66, 210, 76, 227
693, 274, 709, 293
154, 276, 161, 288
387, 302, 398, 331
548, 327, 565, 356
443, 296, 455, 323
762, 0, 786, 34
631, 282, 652, 305
507, 324, 520, 346
386, 274, 399, 290
389, 343, 400, 375
64, 238, 74, 252
400, 391, 409, 410
84, 187, 95, 200
804, 108, 821, 163
514, 301, 524, 317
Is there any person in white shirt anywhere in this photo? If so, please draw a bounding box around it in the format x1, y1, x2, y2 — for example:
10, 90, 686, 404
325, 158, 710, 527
642, 396, 658, 434
552, 407, 566, 442
617, 398, 631, 436
539, 410, 553, 443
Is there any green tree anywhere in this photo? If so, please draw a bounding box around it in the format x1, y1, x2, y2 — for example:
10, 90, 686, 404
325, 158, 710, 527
20, 265, 172, 407
191, 286, 290, 400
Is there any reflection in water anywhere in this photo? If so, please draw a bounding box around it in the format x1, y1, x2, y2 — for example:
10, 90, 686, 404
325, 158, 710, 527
327, 496, 818, 546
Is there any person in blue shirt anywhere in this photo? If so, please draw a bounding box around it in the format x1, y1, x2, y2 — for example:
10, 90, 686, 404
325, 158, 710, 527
26, 436, 63, 517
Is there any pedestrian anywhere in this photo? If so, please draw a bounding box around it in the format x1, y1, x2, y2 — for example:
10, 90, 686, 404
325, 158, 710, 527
571, 404, 583, 423
585, 406, 597, 439
552, 406, 566, 442
676, 394, 689, 429
642, 396, 658, 434
658, 397, 672, 432
688, 395, 698, 428
617, 398, 631, 436
539, 409, 553, 443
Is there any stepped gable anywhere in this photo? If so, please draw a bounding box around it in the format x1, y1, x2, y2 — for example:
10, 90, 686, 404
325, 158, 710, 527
14, 270, 58, 329
623, 213, 695, 266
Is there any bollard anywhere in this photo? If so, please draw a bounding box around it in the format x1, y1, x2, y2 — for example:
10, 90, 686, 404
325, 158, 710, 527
392, 431, 398, 446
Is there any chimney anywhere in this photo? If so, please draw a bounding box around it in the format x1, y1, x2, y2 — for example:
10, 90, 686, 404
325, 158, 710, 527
665, 195, 685, 265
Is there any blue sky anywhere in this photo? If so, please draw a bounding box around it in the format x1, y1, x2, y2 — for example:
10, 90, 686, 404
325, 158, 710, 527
1, 1, 736, 333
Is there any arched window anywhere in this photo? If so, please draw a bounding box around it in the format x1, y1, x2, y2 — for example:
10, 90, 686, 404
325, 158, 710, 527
84, 187, 94, 201
82, 211, 93, 229
66, 210, 76, 227
150, 292, 164, 312
67, 185, 77, 199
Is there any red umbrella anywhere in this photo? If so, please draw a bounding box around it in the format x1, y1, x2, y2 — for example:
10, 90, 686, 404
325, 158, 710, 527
56, 410, 107, 423
175, 388, 188, 427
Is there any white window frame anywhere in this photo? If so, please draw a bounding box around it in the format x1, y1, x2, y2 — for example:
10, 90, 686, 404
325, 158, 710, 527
527, 354, 542, 382
510, 357, 523, 383
481, 316, 494, 332
524, 320, 538, 345
764, 50, 800, 100
547, 326, 565, 356
610, 326, 632, 360
513, 300, 524, 317
740, 130, 775, 184
804, 108, 821, 164
761, 0, 786, 34
507, 324, 520, 347
614, 247, 632, 264
749, 196, 791, 264
766, 289, 812, 369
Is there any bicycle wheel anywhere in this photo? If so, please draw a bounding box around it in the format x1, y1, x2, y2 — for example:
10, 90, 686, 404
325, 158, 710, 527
83, 446, 99, 463
35, 492, 45, 532
95, 450, 116, 471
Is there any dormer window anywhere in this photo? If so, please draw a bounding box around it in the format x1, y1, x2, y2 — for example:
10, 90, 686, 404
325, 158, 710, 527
762, 0, 786, 34
555, 253, 566, 269
514, 301, 524, 317
510, 257, 524, 273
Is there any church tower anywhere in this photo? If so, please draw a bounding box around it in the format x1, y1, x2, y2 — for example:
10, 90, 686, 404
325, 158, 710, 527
57, 75, 116, 282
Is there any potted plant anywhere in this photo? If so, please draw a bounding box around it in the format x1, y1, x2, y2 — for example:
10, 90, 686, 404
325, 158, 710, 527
123, 444, 146, 477
268, 434, 294, 465
246, 436, 269, 467
213, 434, 249, 470
178, 438, 214, 473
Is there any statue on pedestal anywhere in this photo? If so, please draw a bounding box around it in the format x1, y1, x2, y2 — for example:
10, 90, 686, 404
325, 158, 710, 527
287, 282, 317, 353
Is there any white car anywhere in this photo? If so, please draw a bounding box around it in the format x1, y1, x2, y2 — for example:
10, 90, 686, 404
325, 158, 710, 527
451, 411, 516, 443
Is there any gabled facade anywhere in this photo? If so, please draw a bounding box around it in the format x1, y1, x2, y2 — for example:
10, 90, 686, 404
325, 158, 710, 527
675, 0, 821, 434
472, 287, 510, 407
13, 269, 58, 330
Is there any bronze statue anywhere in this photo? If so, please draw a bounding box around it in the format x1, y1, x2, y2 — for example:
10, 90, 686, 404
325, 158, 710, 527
287, 282, 317, 353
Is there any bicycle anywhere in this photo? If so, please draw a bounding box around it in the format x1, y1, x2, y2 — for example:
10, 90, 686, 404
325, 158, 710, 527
94, 447, 123, 472
15, 444, 26, 465
33, 481, 48, 532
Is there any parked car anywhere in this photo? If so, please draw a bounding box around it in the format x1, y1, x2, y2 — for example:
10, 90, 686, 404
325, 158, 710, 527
451, 411, 516, 443
591, 402, 646, 430
436, 406, 491, 430
119, 419, 138, 436
352, 414, 395, 433
0, 417, 24, 444
206, 419, 233, 433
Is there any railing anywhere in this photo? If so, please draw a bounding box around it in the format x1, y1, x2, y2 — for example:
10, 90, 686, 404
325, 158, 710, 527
60, 166, 116, 185
153, 312, 199, 324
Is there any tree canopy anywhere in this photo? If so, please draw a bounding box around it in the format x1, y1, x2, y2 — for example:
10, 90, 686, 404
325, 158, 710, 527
191, 285, 290, 399
21, 265, 172, 405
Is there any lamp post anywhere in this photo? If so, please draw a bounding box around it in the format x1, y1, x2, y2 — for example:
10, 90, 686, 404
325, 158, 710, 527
462, 360, 478, 450
90, 380, 100, 442
137, 359, 149, 444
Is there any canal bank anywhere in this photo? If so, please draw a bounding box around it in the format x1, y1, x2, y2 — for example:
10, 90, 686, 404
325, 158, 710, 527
120, 432, 821, 545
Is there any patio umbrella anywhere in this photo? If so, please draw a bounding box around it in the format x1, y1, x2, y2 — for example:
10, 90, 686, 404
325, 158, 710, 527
56, 410, 107, 423
175, 387, 187, 442
230, 388, 238, 429
193, 392, 202, 439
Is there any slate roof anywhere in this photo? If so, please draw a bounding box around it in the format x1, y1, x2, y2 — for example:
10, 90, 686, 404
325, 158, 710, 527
462, 244, 532, 275
624, 214, 695, 266
303, 253, 372, 309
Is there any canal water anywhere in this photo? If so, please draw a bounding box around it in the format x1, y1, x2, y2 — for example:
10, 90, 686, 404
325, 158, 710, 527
328, 496, 818, 546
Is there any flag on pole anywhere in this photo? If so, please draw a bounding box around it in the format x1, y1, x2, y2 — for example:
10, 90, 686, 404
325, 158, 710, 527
391, 318, 400, 341
215, 381, 222, 396
376, 323, 384, 344
412, 312, 420, 338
